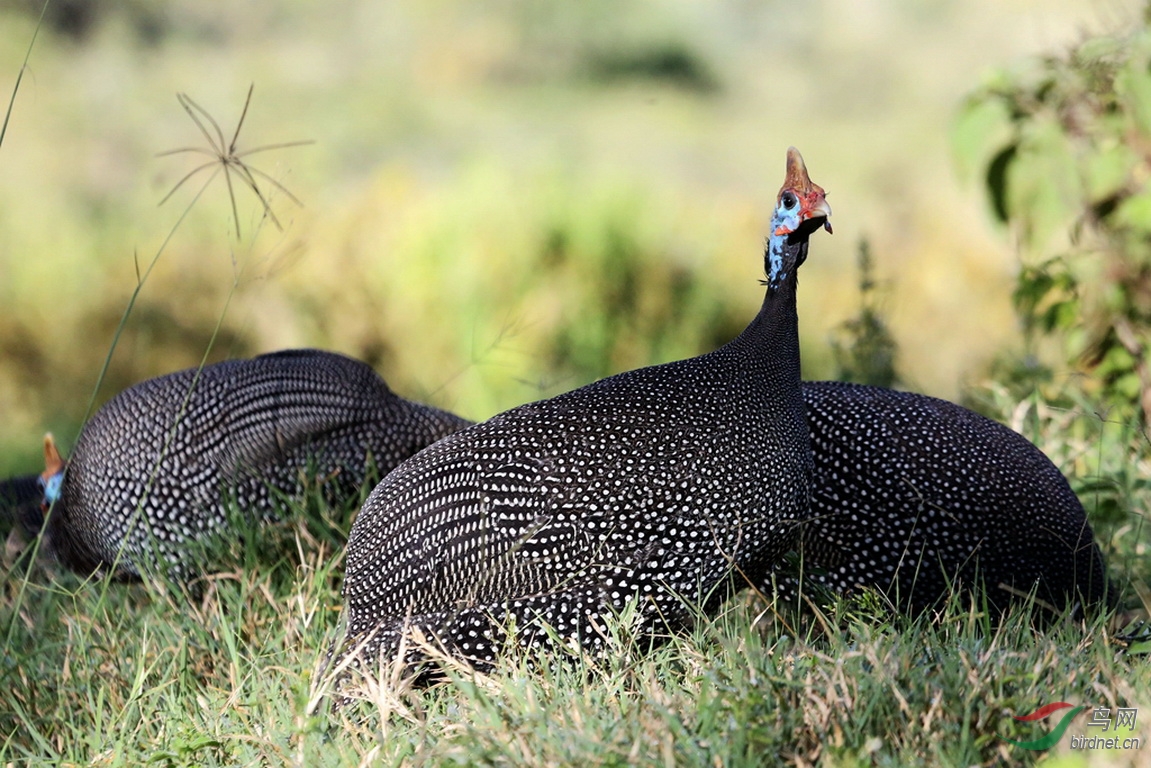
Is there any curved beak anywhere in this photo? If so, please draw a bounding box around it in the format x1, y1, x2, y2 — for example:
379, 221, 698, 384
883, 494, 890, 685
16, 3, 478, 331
801, 195, 833, 234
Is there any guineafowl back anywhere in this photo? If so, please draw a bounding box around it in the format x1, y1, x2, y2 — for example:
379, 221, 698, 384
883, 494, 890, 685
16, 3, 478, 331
45, 349, 469, 579
344, 324, 809, 625
793, 381, 1109, 615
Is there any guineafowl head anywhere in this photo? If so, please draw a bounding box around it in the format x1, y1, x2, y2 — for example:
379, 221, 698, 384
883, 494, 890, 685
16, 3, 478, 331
0, 434, 70, 546
38, 434, 65, 517
765, 146, 831, 290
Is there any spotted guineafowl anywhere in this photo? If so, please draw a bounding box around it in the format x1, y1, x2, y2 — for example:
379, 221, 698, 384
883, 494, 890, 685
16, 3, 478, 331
36, 349, 470, 580
788, 381, 1110, 616
0, 471, 43, 549
328, 147, 832, 694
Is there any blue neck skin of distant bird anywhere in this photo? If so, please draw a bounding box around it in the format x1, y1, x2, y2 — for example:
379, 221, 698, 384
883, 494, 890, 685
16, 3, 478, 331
41, 471, 63, 505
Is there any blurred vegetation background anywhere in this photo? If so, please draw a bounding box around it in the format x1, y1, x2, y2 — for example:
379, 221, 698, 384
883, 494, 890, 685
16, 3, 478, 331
956, 15, 1151, 422
0, 0, 1143, 477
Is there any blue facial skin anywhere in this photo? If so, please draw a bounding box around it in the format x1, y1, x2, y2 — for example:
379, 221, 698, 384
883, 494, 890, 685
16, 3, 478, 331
765, 190, 804, 290
40, 472, 63, 507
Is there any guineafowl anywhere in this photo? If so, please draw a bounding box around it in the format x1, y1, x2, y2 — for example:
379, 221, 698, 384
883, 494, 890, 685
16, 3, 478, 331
0, 471, 43, 549
788, 381, 1110, 616
329, 147, 832, 692
36, 349, 470, 580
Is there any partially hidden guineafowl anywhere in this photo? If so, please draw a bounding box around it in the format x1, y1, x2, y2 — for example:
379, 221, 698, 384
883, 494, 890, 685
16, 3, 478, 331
329, 147, 832, 692
788, 381, 1110, 616
34, 349, 470, 580
0, 471, 43, 551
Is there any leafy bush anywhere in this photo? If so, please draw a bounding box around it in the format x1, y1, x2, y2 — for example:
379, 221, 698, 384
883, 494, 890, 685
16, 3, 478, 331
954, 9, 1151, 423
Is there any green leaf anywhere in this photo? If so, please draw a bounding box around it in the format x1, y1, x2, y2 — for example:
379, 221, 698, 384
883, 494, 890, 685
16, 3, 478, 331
1128, 640, 1151, 656
985, 144, 1017, 224
1047, 298, 1080, 332
1084, 143, 1134, 205
1116, 54, 1151, 135
1113, 189, 1151, 234
952, 95, 1014, 183
1007, 121, 1081, 249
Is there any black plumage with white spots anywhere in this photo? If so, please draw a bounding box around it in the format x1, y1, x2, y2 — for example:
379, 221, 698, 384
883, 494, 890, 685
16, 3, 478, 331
41, 349, 469, 580
331, 148, 832, 689
789, 381, 1109, 615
